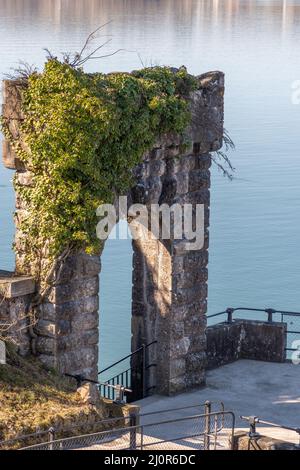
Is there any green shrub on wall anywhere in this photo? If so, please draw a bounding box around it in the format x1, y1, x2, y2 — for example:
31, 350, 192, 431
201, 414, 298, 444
1, 59, 197, 276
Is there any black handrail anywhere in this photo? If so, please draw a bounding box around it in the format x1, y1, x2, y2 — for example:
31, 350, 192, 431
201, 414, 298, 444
98, 340, 158, 401
98, 340, 157, 375
207, 307, 300, 323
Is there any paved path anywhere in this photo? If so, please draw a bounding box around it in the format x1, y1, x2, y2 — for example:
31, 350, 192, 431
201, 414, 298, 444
136, 360, 300, 444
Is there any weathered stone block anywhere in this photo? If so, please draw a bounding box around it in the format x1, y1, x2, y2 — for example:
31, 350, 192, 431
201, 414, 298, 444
58, 346, 98, 376
168, 376, 187, 395
36, 302, 56, 321
188, 169, 210, 192
241, 321, 287, 362
56, 319, 71, 335
158, 176, 177, 204
196, 154, 211, 171
57, 329, 98, 352
164, 146, 180, 158
173, 284, 207, 306
184, 313, 207, 337
165, 156, 182, 176
176, 188, 210, 206
149, 159, 166, 177
170, 320, 185, 342
36, 337, 56, 355
77, 382, 101, 406
0, 271, 35, 298
186, 351, 206, 374
170, 336, 190, 357
182, 251, 209, 271
54, 296, 99, 320
169, 358, 186, 379
16, 171, 34, 187
173, 300, 207, 322
149, 148, 165, 160
71, 311, 99, 332
2, 80, 24, 119
58, 253, 101, 283
35, 319, 56, 338
132, 161, 150, 179
174, 172, 189, 195
186, 71, 224, 149
47, 276, 99, 304
154, 133, 182, 149
174, 268, 208, 289
145, 176, 162, 203
2, 140, 25, 170
38, 354, 56, 369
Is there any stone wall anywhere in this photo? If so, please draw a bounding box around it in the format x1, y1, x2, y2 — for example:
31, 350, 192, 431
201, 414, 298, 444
0, 270, 35, 356
1, 70, 225, 395
206, 319, 287, 369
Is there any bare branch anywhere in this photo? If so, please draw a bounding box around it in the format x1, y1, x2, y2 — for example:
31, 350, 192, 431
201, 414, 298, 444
137, 53, 146, 68
75, 38, 113, 66
4, 61, 37, 83
78, 48, 133, 65
211, 153, 234, 179
75, 21, 113, 64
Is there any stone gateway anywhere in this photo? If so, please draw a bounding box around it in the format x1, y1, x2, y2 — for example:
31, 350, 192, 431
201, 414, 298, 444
0, 70, 224, 396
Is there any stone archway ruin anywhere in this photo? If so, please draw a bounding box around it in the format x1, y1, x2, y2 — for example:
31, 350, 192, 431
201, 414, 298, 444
0, 70, 224, 396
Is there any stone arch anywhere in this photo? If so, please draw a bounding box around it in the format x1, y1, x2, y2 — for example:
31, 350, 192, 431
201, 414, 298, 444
0, 70, 225, 396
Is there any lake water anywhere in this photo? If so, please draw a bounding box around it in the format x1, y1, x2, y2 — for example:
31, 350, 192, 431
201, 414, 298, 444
0, 0, 300, 370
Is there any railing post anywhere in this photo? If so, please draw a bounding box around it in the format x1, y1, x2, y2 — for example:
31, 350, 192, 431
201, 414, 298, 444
141, 425, 144, 450
142, 344, 146, 398
213, 415, 218, 450
265, 308, 275, 323
226, 308, 234, 323
248, 416, 259, 438
48, 427, 55, 450
204, 401, 211, 450
129, 412, 137, 450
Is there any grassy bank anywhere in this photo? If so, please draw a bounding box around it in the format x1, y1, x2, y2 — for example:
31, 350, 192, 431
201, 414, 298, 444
0, 344, 123, 446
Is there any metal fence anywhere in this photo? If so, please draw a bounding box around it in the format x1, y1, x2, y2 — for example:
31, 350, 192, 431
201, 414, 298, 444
207, 306, 300, 357
0, 413, 137, 450
0, 428, 55, 450
0, 401, 228, 450
19, 409, 235, 451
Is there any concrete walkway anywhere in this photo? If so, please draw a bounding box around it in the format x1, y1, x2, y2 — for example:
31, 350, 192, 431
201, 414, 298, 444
136, 360, 300, 445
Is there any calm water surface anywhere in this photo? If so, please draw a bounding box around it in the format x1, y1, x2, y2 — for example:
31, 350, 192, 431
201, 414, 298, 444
0, 0, 300, 369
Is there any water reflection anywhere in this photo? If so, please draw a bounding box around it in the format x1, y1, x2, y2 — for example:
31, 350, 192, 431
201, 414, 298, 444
1, 1, 300, 33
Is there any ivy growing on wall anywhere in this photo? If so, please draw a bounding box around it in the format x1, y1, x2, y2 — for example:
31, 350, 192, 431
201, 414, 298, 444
2, 59, 197, 274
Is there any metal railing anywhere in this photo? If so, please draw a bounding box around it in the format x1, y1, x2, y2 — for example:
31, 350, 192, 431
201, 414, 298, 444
207, 306, 300, 355
0, 428, 55, 450
240, 415, 300, 445
99, 341, 157, 402
65, 372, 132, 404
0, 401, 226, 450
0, 410, 137, 450
19, 407, 235, 451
